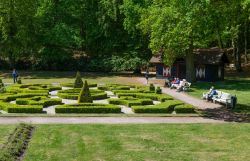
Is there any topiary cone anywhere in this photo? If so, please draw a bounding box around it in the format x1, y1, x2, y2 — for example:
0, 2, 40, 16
78, 80, 93, 103
74, 71, 83, 88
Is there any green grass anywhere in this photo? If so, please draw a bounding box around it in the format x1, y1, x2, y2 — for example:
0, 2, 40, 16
188, 78, 250, 114
0, 125, 15, 146
0, 71, 142, 84
23, 124, 250, 161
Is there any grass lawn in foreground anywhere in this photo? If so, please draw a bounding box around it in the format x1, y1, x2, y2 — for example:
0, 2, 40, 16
24, 124, 250, 161
0, 125, 15, 146
188, 78, 250, 114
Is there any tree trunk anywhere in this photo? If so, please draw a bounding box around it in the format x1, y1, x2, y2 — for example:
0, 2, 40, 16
234, 39, 242, 72
186, 34, 195, 82
244, 19, 248, 63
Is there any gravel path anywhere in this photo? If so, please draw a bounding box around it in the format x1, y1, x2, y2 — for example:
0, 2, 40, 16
0, 116, 225, 124
162, 88, 222, 110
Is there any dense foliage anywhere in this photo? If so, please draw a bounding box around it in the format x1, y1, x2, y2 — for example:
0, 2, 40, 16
0, 0, 249, 76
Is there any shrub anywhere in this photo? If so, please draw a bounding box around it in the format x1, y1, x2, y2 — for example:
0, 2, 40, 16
155, 87, 162, 94
62, 83, 97, 88
149, 83, 155, 91
0, 102, 43, 113
58, 92, 107, 100
78, 80, 93, 103
108, 98, 153, 107
4, 93, 48, 102
55, 103, 121, 113
16, 97, 62, 107
17, 77, 22, 84
43, 99, 62, 107
174, 104, 196, 113
74, 71, 83, 88
8, 106, 43, 113
131, 100, 184, 113
48, 86, 62, 92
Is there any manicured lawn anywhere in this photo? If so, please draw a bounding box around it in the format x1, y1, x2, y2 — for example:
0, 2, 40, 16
0, 71, 142, 84
24, 124, 250, 161
189, 78, 250, 114
0, 125, 15, 146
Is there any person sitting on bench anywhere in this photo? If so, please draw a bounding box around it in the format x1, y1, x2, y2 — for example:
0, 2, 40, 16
176, 79, 188, 92
204, 86, 217, 101
170, 78, 180, 89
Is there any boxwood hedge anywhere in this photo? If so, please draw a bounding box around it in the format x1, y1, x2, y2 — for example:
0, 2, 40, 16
58, 93, 107, 100
0, 102, 43, 113
108, 98, 153, 107
131, 100, 184, 113
55, 103, 121, 113
174, 104, 196, 113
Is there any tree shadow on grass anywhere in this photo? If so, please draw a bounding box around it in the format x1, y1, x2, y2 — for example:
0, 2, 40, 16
200, 106, 250, 123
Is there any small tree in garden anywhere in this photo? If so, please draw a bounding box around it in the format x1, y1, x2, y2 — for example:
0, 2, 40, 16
17, 77, 22, 84
155, 86, 162, 94
0, 79, 5, 93
149, 83, 155, 91
74, 71, 83, 88
78, 80, 93, 103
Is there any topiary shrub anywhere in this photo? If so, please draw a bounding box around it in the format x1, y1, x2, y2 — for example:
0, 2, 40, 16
155, 87, 162, 94
17, 77, 22, 84
149, 83, 155, 91
78, 80, 93, 103
74, 71, 83, 88
0, 79, 5, 93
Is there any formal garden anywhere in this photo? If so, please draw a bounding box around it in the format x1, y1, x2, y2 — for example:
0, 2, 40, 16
0, 72, 196, 115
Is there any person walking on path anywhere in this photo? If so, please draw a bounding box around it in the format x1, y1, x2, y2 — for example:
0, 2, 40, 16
12, 69, 18, 83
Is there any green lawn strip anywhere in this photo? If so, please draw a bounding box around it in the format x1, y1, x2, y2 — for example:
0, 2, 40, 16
0, 125, 16, 146
23, 124, 250, 161
188, 78, 250, 114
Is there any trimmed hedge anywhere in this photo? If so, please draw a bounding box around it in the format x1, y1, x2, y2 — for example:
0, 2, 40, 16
116, 93, 173, 102
58, 88, 102, 94
55, 103, 121, 113
0, 102, 43, 113
131, 100, 184, 113
58, 93, 107, 100
108, 98, 153, 107
174, 104, 196, 113
61, 83, 97, 88
16, 97, 62, 107
4, 93, 48, 102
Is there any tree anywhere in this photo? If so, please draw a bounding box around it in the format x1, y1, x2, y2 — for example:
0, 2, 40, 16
138, 0, 211, 82
78, 80, 92, 103
74, 71, 83, 88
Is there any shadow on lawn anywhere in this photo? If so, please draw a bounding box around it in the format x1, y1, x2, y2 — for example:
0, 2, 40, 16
200, 106, 250, 123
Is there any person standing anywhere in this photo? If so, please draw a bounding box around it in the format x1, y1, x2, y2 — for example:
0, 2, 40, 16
145, 68, 149, 84
12, 69, 18, 83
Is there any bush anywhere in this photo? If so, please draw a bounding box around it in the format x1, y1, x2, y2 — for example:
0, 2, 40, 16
0, 102, 43, 113
74, 71, 83, 88
55, 103, 121, 113
62, 83, 97, 88
17, 77, 22, 84
174, 104, 196, 113
16, 97, 62, 107
78, 81, 93, 103
155, 87, 162, 94
4, 93, 48, 102
58, 92, 107, 100
108, 98, 153, 107
149, 83, 155, 91
131, 100, 184, 113
8, 106, 43, 113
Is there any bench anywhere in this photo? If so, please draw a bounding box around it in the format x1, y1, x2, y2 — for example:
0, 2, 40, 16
212, 91, 237, 108
183, 82, 191, 92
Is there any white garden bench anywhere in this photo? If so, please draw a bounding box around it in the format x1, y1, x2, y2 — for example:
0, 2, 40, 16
212, 91, 237, 108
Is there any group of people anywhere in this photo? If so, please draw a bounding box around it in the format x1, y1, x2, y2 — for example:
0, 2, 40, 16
165, 77, 189, 92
